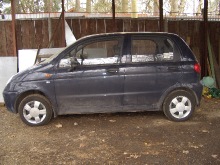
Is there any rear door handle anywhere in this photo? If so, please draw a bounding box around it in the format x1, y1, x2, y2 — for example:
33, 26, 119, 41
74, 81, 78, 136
107, 68, 119, 73
168, 66, 179, 71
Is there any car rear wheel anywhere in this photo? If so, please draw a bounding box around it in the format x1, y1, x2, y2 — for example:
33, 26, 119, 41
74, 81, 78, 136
163, 90, 196, 121
18, 94, 53, 126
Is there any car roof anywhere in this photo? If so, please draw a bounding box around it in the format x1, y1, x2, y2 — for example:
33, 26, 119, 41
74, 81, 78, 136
79, 32, 179, 40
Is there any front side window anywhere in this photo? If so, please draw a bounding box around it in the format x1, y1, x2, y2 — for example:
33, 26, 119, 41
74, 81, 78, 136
75, 39, 121, 66
59, 38, 122, 68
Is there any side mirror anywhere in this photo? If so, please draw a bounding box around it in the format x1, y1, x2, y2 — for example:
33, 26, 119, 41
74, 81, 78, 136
59, 57, 79, 71
59, 58, 71, 68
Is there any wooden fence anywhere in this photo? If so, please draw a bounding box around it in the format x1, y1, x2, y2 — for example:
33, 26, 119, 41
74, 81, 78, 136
0, 18, 220, 64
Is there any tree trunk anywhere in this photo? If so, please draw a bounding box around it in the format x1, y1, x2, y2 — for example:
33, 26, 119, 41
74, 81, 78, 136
153, 0, 159, 16
122, 0, 128, 13
75, 0, 80, 12
169, 0, 178, 16
86, 0, 91, 13
196, 0, 203, 15
131, 0, 137, 18
179, 0, 187, 15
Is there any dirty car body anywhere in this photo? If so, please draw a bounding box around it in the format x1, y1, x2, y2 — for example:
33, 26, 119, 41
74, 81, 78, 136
3, 32, 203, 126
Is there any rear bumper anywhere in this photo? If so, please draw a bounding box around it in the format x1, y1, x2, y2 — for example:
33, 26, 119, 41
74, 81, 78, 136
2, 91, 18, 113
193, 83, 203, 105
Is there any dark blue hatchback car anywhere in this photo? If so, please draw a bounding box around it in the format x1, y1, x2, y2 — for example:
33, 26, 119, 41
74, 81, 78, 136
3, 32, 203, 126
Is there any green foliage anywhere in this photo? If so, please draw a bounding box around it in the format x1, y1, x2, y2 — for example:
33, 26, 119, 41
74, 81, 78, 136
1, 0, 61, 13
3, 7, 11, 14
93, 0, 112, 12
93, 0, 130, 13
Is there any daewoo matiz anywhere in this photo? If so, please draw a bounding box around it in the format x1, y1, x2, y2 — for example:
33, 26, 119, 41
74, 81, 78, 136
3, 32, 203, 126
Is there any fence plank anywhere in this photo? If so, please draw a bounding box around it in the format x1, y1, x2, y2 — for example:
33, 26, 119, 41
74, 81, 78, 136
168, 21, 177, 34
87, 19, 97, 35
145, 20, 158, 32
41, 20, 49, 47
96, 19, 106, 34
105, 19, 117, 33
4, 22, 14, 55
29, 20, 35, 49
138, 20, 145, 32
115, 19, 123, 32
21, 20, 30, 49
51, 19, 62, 47
16, 20, 22, 50
179, 21, 188, 41
130, 19, 139, 32
0, 22, 7, 56
70, 19, 81, 39
80, 19, 89, 37
187, 20, 195, 47
35, 20, 43, 48
123, 19, 131, 32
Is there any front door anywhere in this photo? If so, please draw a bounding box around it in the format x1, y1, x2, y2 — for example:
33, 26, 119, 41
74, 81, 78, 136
53, 36, 125, 114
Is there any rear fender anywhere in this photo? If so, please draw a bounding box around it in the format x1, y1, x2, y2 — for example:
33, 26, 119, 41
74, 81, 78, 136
158, 84, 201, 110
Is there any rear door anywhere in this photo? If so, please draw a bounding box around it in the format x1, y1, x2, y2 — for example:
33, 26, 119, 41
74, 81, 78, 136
122, 35, 158, 109
122, 35, 182, 110
154, 37, 182, 97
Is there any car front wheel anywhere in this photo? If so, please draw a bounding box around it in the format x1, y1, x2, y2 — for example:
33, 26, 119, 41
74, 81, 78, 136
18, 94, 53, 126
163, 90, 196, 121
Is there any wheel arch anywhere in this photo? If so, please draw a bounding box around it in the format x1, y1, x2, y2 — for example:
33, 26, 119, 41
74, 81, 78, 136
15, 90, 57, 117
158, 87, 199, 110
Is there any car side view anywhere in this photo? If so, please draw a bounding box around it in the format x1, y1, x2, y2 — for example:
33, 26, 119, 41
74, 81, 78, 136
3, 32, 203, 126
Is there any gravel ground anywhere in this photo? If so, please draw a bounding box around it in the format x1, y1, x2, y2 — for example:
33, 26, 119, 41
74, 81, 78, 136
0, 98, 220, 165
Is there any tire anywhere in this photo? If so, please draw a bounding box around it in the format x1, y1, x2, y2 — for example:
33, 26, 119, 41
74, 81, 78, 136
163, 90, 196, 122
18, 94, 53, 126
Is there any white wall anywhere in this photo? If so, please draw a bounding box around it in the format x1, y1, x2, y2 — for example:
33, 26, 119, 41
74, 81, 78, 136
0, 57, 17, 103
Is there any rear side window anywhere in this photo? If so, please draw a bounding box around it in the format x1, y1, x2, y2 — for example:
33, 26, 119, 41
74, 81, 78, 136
131, 39, 156, 62
122, 36, 177, 63
155, 38, 174, 61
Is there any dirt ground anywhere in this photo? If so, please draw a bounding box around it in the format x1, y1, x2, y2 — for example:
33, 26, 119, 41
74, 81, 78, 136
0, 98, 220, 165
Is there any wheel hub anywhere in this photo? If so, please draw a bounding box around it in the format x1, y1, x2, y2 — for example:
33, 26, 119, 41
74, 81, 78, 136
30, 108, 40, 118
176, 103, 185, 112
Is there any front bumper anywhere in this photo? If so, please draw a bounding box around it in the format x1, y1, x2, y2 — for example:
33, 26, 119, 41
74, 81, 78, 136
3, 90, 19, 113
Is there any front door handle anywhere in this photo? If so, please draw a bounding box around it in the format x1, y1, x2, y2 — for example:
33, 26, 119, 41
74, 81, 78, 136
107, 68, 119, 73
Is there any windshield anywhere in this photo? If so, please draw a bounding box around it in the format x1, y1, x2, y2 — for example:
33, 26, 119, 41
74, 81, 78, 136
39, 39, 80, 64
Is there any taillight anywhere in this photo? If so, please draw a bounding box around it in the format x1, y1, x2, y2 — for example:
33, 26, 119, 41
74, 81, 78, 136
194, 63, 201, 73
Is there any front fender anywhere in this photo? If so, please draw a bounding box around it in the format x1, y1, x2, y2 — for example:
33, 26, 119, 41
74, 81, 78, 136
14, 80, 58, 117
